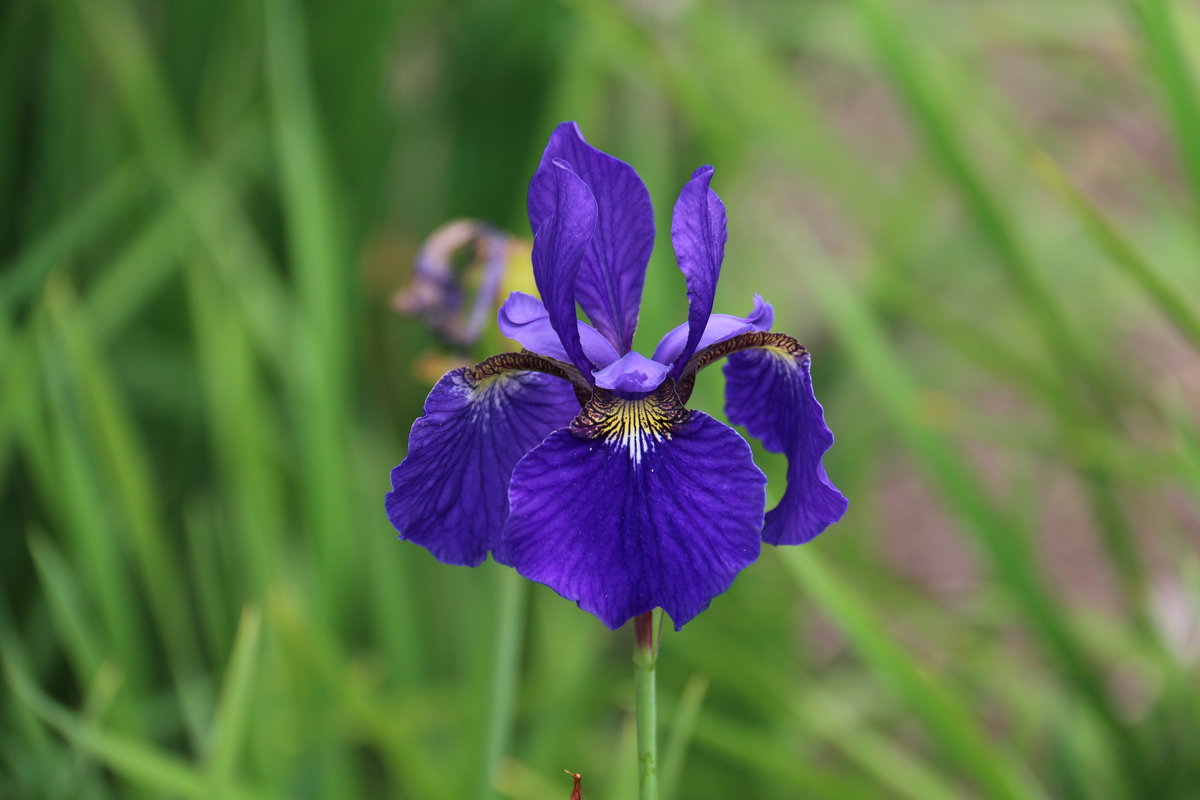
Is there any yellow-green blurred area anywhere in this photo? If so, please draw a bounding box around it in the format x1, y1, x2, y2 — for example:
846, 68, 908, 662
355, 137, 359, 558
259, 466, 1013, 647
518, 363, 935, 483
3, 0, 1200, 797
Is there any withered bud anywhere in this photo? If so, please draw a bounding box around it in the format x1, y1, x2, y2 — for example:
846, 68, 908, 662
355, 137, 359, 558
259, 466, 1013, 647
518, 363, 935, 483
392, 219, 512, 350
564, 769, 583, 800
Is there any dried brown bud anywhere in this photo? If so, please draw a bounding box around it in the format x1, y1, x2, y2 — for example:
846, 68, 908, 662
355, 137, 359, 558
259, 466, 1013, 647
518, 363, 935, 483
564, 769, 583, 800
391, 219, 512, 349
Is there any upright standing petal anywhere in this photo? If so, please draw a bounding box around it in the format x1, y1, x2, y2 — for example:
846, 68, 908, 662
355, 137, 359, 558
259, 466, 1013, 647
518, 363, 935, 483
668, 166, 728, 376
532, 160, 598, 376
529, 122, 654, 352
723, 343, 847, 545
500, 386, 766, 630
386, 360, 581, 566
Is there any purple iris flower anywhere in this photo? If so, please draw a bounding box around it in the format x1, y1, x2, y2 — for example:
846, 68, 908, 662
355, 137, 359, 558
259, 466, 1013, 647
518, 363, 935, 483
386, 122, 847, 630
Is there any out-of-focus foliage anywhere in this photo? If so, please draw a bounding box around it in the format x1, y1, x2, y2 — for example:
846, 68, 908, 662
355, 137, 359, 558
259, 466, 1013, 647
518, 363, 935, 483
2, 0, 1199, 798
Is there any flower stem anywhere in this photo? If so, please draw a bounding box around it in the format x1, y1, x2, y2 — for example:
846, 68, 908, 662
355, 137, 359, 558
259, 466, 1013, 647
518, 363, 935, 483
633, 609, 660, 800
478, 568, 525, 799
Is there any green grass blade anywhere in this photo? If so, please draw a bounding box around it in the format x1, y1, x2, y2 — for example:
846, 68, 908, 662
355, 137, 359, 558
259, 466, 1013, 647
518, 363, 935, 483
184, 260, 284, 597
204, 607, 263, 794
42, 278, 205, 742
782, 549, 1042, 799
27, 535, 103, 681
659, 674, 707, 800
32, 320, 147, 683
70, 0, 292, 364
851, 0, 1102, 404
803, 246, 1152, 792
4, 650, 270, 800
81, 123, 284, 352
801, 689, 967, 800
1031, 149, 1200, 350
0, 162, 141, 314
264, 0, 354, 618
182, 508, 236, 664
476, 570, 527, 799
691, 708, 878, 798
1131, 0, 1200, 209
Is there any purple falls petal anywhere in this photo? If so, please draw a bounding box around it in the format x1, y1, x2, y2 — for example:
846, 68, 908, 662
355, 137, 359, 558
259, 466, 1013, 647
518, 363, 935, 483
668, 165, 728, 375
501, 394, 766, 630
724, 348, 847, 545
528, 122, 654, 352
497, 291, 621, 368
531, 159, 598, 376
652, 295, 774, 367
386, 367, 581, 566
591, 351, 672, 394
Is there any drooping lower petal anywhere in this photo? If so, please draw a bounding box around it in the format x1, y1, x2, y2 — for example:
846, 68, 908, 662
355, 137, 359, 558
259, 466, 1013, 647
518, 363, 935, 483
669, 165, 728, 374
528, 122, 654, 352
386, 361, 581, 566
500, 386, 766, 630
723, 341, 847, 545
652, 295, 774, 367
497, 291, 621, 368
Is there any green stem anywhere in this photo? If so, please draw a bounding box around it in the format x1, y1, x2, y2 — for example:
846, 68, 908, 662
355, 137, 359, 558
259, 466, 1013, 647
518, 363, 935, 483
633, 610, 660, 800
478, 568, 526, 799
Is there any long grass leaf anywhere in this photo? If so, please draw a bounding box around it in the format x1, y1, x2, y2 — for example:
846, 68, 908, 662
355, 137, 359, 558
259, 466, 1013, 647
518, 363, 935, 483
851, 0, 1103, 406
184, 260, 284, 597
691, 709, 878, 798
264, 0, 355, 618
1031, 150, 1200, 350
204, 607, 263, 794
43, 279, 205, 743
782, 549, 1042, 799
70, 0, 292, 364
4, 651, 270, 800
0, 163, 141, 314
27, 535, 103, 681
802, 246, 1151, 791
1131, 0, 1200, 209
659, 674, 707, 800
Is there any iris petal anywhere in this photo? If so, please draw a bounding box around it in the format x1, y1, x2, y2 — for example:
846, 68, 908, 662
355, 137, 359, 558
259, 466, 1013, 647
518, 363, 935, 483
497, 291, 621, 368
669, 165, 728, 375
500, 387, 766, 630
531, 160, 598, 376
652, 295, 774, 367
591, 351, 672, 394
724, 345, 847, 545
528, 122, 654, 353
386, 365, 581, 566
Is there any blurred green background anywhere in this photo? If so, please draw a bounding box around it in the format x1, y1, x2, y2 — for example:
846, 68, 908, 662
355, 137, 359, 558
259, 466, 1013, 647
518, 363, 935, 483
3, 0, 1200, 797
